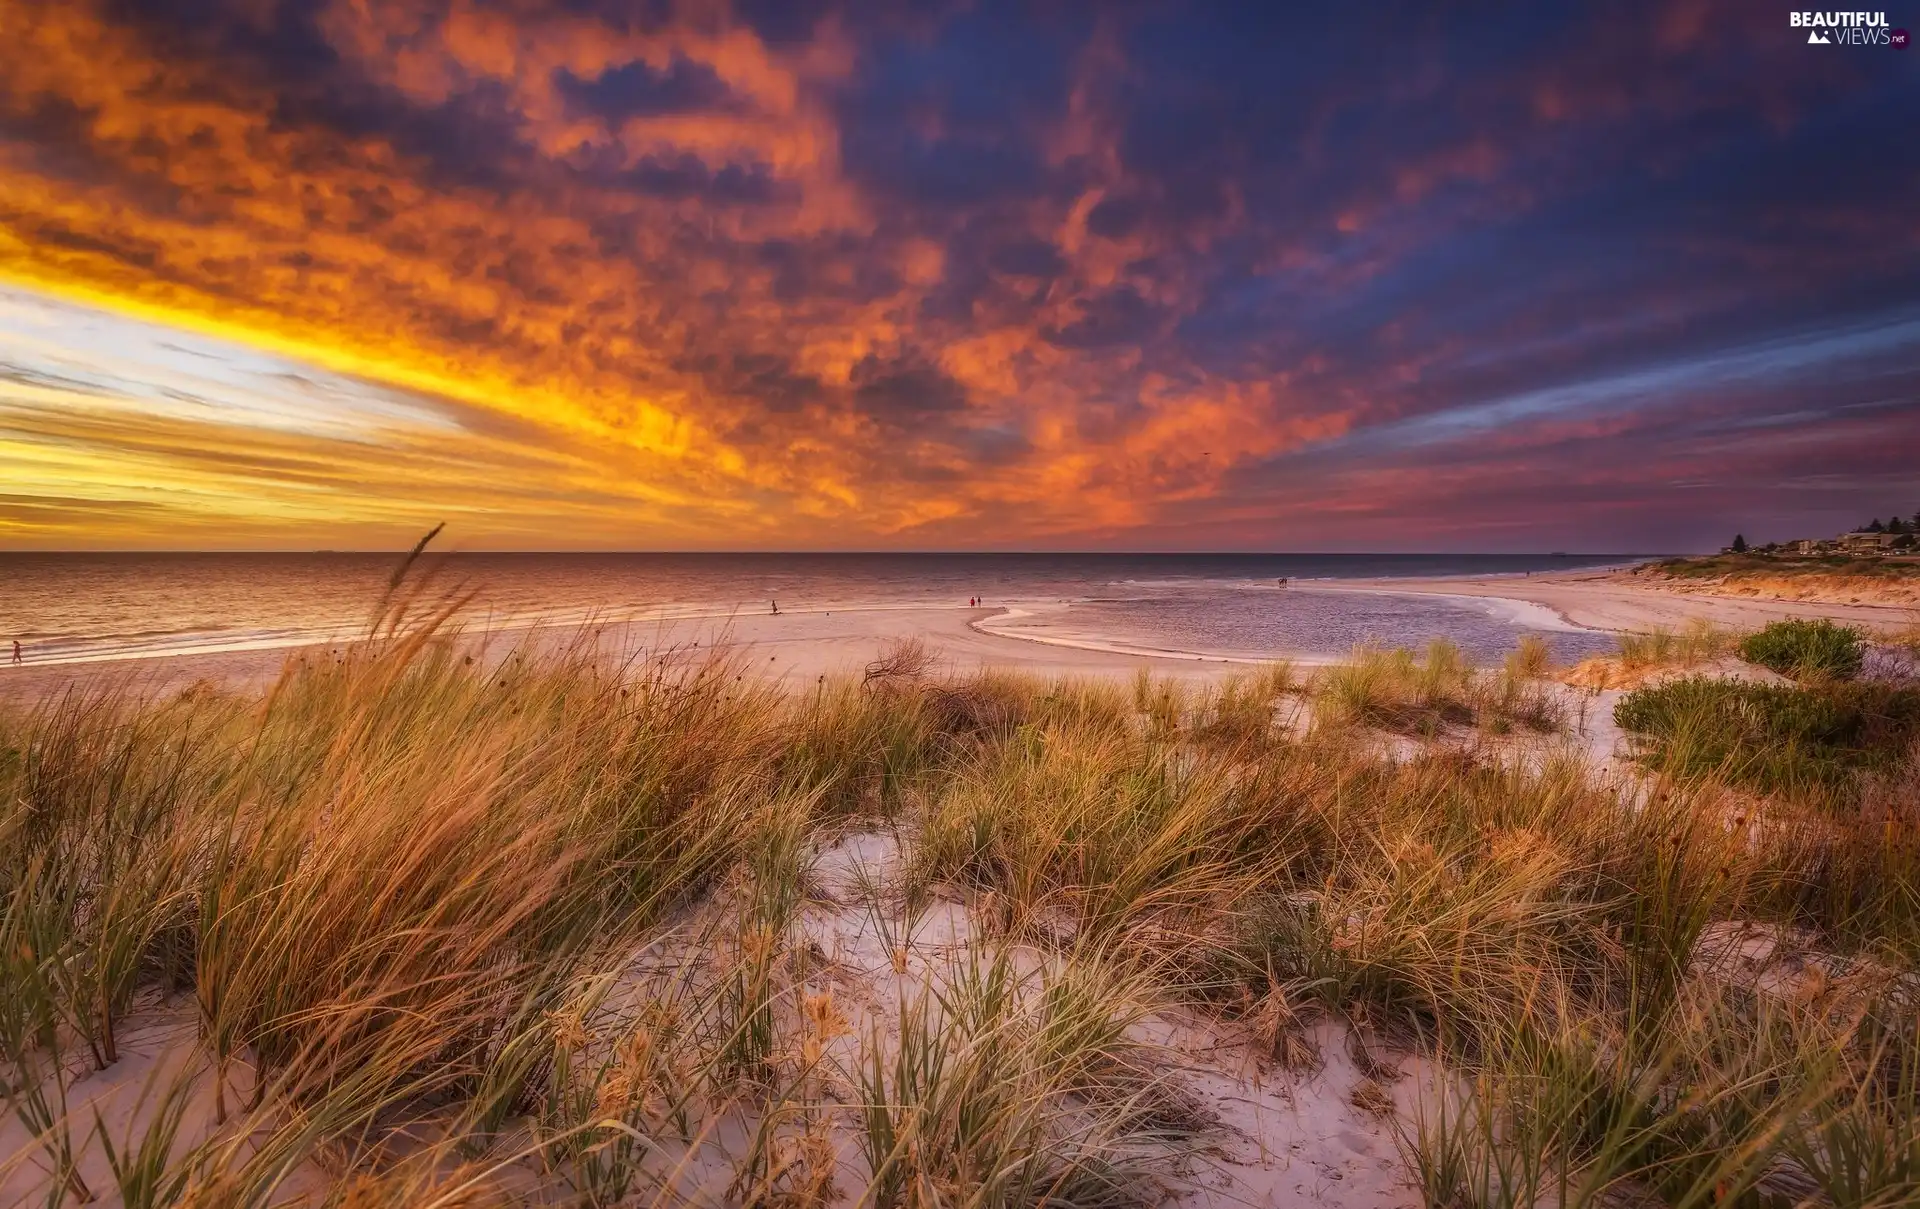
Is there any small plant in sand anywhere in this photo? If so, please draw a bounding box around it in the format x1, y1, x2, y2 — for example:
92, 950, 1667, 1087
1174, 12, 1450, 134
1506, 633, 1554, 680
855, 945, 1194, 1207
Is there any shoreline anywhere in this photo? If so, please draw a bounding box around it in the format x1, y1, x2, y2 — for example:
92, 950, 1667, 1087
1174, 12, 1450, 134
6, 566, 1907, 705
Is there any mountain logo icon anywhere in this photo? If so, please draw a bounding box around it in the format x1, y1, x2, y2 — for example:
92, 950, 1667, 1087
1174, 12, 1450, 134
1807, 29, 1831, 43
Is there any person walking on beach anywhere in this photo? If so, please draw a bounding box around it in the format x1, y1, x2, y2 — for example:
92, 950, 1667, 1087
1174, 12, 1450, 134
10, 639, 20, 664
770, 599, 779, 615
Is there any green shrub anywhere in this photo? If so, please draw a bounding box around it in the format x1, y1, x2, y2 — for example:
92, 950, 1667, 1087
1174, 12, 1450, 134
1613, 677, 1920, 803
1738, 619, 1863, 681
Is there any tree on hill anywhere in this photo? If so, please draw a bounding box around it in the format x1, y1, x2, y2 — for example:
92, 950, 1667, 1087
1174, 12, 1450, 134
1867, 519, 1884, 532
1889, 516, 1908, 535
1731, 534, 1748, 553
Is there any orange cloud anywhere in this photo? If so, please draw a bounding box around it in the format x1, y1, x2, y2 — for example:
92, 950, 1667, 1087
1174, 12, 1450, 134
0, 0, 1353, 549
1, 1, 1904, 552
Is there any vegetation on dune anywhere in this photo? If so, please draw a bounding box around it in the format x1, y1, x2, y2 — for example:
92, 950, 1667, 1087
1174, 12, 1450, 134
1739, 618, 1866, 681
1554, 622, 1735, 691
1616, 619, 1735, 670
1313, 639, 1563, 736
1896, 616, 1920, 658
1646, 554, 1920, 580
2, 595, 1918, 1206
1613, 676, 1920, 806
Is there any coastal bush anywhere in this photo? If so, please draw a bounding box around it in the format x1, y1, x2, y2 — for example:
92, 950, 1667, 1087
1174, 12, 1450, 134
1739, 618, 1864, 681
1188, 664, 1294, 750
1612, 676, 1920, 803
907, 716, 1258, 941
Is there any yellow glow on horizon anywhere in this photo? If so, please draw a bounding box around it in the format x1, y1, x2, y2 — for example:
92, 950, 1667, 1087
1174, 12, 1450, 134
0, 263, 698, 463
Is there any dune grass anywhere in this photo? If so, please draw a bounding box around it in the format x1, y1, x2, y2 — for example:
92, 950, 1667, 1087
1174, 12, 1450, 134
1617, 618, 1737, 671
2, 615, 1917, 1207
1313, 639, 1562, 736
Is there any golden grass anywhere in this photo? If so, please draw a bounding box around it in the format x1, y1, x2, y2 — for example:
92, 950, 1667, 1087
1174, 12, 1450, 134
2, 612, 1917, 1207
1554, 620, 1745, 691
1313, 639, 1563, 736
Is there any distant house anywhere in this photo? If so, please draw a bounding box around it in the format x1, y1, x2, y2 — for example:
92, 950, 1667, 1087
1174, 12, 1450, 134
1839, 531, 1896, 554
1787, 539, 1819, 555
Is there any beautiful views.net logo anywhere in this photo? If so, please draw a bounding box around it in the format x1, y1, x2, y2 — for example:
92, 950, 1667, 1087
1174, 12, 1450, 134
1789, 11, 1908, 45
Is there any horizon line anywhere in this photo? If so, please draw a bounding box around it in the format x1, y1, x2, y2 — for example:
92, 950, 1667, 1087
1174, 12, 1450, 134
0, 548, 1667, 557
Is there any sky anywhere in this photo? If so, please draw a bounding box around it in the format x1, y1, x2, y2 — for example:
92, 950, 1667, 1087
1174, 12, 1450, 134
0, 1, 1915, 552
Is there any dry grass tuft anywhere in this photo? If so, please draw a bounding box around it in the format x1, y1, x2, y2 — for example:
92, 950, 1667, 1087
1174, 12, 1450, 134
1312, 640, 1563, 736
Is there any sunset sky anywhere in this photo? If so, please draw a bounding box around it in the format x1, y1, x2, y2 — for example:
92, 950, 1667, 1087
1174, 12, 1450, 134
0, 1, 1914, 552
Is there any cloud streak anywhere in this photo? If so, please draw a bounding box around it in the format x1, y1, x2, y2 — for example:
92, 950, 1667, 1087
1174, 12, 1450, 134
0, 0, 1913, 549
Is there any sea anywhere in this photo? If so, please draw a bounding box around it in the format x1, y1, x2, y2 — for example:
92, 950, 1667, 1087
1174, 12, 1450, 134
0, 552, 1638, 669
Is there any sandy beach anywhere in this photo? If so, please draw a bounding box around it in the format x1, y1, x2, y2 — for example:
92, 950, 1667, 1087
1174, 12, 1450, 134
0, 601, 1254, 705
5, 565, 1909, 707
1299, 567, 1916, 635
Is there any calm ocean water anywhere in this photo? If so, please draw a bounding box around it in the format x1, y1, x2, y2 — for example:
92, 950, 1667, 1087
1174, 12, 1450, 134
0, 552, 1635, 667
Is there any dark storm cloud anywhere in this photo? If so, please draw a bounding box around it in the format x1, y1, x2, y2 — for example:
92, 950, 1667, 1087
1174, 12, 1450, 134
849, 352, 969, 425
986, 237, 1065, 280
1044, 287, 1165, 350
677, 351, 826, 416
834, 1, 1085, 212
553, 57, 737, 119
601, 154, 791, 204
